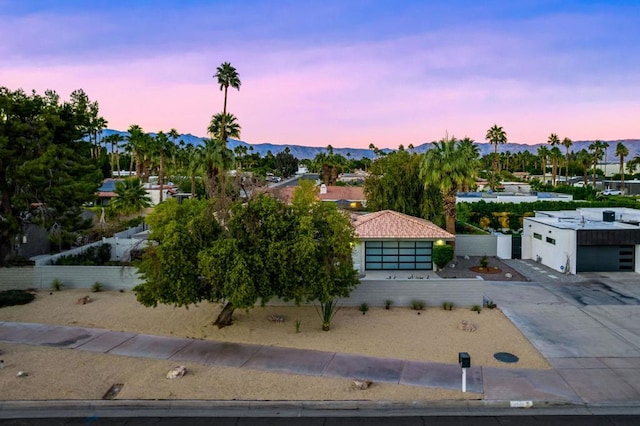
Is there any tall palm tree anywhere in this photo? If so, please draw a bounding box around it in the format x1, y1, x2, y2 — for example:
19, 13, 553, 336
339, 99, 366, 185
550, 147, 563, 187
154, 131, 175, 203
577, 149, 591, 186
615, 142, 629, 193
547, 133, 560, 186
103, 134, 124, 176
213, 62, 241, 143
562, 137, 572, 183
537, 145, 549, 185
588, 140, 607, 186
125, 124, 147, 179
208, 113, 241, 142
202, 138, 235, 198
420, 136, 478, 234
485, 124, 507, 191
458, 137, 480, 191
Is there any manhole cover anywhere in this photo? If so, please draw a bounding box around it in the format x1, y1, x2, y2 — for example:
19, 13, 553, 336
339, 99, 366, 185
494, 352, 519, 363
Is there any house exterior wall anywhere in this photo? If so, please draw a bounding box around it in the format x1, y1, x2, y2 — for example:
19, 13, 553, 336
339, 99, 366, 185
455, 235, 497, 257
523, 218, 576, 274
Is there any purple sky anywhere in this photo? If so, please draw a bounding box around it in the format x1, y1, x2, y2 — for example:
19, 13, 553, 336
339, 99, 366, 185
1, 1, 639, 148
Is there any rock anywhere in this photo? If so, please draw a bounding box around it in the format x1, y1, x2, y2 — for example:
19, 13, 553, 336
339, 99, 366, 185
458, 320, 477, 332
464, 255, 470, 260
17, 371, 28, 377
267, 315, 286, 323
77, 295, 91, 305
505, 273, 513, 279
166, 365, 187, 379
353, 379, 372, 390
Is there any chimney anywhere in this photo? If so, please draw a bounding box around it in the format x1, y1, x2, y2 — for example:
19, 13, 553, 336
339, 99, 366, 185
319, 184, 327, 195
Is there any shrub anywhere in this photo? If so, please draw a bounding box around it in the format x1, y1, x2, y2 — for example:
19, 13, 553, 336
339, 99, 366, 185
315, 300, 340, 331
471, 304, 482, 313
0, 289, 35, 308
410, 299, 425, 310
479, 255, 489, 268
51, 279, 63, 291
442, 301, 455, 311
485, 300, 497, 309
433, 244, 454, 269
384, 299, 393, 310
294, 319, 302, 333
359, 302, 369, 314
91, 281, 104, 292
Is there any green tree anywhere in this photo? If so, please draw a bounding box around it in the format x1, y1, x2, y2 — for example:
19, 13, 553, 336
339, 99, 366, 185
577, 149, 591, 186
0, 87, 103, 263
615, 142, 629, 193
364, 149, 442, 223
537, 146, 549, 184
588, 140, 608, 186
110, 178, 152, 216
420, 136, 478, 234
274, 147, 299, 178
485, 124, 507, 191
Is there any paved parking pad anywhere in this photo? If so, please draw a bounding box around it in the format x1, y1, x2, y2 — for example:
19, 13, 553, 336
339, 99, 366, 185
0, 322, 63, 344
323, 353, 405, 383
400, 361, 482, 393
556, 368, 640, 403
482, 367, 582, 403
108, 334, 192, 359
243, 345, 335, 376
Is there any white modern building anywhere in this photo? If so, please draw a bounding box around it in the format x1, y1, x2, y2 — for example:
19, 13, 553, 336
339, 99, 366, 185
457, 192, 573, 204
523, 208, 640, 274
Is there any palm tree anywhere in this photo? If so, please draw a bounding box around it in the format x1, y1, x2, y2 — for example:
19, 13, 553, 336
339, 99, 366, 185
485, 124, 507, 191
547, 133, 560, 186
550, 147, 563, 187
615, 142, 629, 193
208, 113, 241, 142
537, 146, 549, 185
154, 131, 175, 203
213, 62, 241, 143
588, 140, 609, 186
202, 138, 235, 198
110, 177, 152, 216
562, 137, 572, 183
125, 124, 147, 179
103, 134, 124, 176
577, 149, 591, 186
420, 136, 478, 234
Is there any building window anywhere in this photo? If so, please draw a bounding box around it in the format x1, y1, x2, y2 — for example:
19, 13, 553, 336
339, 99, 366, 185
533, 233, 542, 240
546, 237, 555, 245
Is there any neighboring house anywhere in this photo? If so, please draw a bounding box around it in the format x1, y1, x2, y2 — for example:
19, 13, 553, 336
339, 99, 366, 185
272, 184, 366, 209
456, 191, 573, 204
351, 210, 454, 275
522, 207, 640, 274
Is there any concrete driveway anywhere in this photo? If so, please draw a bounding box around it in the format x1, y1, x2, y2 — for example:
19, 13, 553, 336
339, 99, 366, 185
484, 265, 640, 403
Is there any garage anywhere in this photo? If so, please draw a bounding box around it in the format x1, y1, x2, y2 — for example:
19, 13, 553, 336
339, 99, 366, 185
365, 241, 432, 270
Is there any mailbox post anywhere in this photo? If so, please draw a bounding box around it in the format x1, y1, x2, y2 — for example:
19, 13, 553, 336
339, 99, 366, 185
458, 352, 470, 392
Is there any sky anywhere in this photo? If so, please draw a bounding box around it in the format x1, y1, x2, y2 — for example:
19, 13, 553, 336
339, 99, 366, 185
1, 0, 639, 149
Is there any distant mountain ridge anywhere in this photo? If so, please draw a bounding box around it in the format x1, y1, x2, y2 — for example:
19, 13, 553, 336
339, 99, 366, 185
100, 129, 640, 162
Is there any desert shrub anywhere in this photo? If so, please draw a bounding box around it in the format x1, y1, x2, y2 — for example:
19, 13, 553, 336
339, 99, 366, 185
485, 299, 497, 309
433, 244, 454, 269
471, 304, 482, 313
410, 299, 425, 310
91, 281, 104, 292
316, 300, 340, 331
51, 278, 63, 291
442, 301, 455, 311
359, 302, 369, 314
384, 299, 393, 310
479, 255, 489, 268
294, 319, 302, 333
0, 289, 35, 308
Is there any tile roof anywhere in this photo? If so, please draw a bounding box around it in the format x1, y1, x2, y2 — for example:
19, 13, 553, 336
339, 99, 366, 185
271, 185, 365, 204
353, 210, 455, 240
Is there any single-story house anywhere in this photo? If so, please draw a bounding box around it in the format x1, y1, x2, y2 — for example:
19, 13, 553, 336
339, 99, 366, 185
351, 210, 454, 275
522, 207, 640, 274
272, 184, 366, 209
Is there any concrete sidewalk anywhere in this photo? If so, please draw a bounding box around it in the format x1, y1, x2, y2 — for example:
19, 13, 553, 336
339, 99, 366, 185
5, 319, 634, 406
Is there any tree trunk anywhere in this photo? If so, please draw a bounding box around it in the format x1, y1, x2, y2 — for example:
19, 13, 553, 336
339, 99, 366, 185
214, 301, 235, 328
159, 153, 164, 203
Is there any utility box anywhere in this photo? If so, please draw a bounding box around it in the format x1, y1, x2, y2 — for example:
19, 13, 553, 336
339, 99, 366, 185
459, 352, 471, 368
603, 210, 615, 222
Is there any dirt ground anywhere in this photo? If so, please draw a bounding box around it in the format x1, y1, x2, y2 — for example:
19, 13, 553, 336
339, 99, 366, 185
0, 288, 548, 401
436, 256, 528, 281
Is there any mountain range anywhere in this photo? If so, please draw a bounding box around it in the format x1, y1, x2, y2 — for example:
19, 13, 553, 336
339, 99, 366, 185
100, 130, 640, 162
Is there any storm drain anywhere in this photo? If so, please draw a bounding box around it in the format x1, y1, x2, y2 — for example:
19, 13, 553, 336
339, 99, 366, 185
494, 352, 519, 363
102, 384, 123, 400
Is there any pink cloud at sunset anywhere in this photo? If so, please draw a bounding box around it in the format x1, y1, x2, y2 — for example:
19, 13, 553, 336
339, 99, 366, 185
1, 1, 639, 148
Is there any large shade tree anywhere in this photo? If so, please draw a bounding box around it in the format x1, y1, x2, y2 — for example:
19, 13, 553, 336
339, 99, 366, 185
420, 136, 478, 234
485, 124, 507, 191
0, 87, 103, 263
135, 192, 359, 328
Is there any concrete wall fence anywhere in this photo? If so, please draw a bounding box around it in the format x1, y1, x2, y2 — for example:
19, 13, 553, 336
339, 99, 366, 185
1, 267, 483, 307
455, 235, 497, 257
